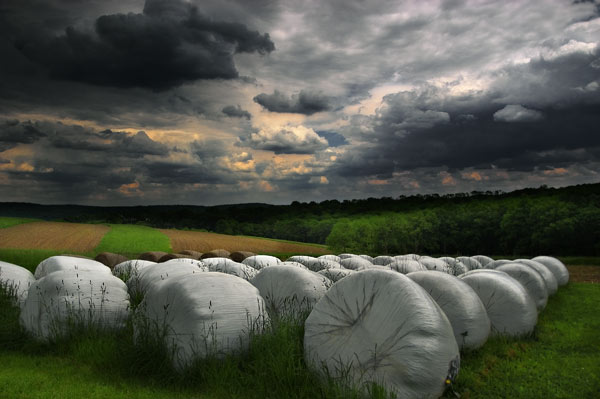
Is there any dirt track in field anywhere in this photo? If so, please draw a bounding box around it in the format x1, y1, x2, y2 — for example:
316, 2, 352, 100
160, 229, 329, 255
0, 221, 109, 252
567, 265, 600, 283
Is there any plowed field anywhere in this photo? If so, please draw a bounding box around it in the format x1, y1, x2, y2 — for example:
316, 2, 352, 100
160, 229, 328, 255
0, 221, 109, 252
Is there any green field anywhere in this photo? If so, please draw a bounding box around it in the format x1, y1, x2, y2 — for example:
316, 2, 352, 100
0, 217, 39, 229
93, 224, 172, 258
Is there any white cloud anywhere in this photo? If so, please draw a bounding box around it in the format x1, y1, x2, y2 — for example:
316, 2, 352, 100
493, 104, 543, 122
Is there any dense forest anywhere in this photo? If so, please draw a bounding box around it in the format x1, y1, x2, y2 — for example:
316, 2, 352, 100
1, 183, 599, 256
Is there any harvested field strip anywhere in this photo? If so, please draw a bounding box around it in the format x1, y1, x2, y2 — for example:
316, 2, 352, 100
160, 229, 329, 255
0, 217, 39, 229
95, 224, 171, 258
0, 222, 109, 252
567, 265, 600, 283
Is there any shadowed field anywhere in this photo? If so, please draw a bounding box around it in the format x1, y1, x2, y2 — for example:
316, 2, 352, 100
0, 222, 110, 252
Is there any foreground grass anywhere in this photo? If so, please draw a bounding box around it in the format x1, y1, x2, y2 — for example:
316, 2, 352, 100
94, 224, 172, 258
0, 217, 39, 229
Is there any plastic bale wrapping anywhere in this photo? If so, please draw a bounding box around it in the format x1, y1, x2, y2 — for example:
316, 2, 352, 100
486, 259, 513, 269
126, 261, 208, 299
318, 254, 342, 263
358, 254, 374, 262
286, 256, 340, 272
20, 270, 130, 341
34, 256, 112, 279
338, 253, 357, 260
532, 256, 570, 286
279, 261, 309, 270
318, 268, 356, 282
0, 261, 36, 308
395, 253, 421, 261
456, 257, 483, 271
372, 256, 395, 266
514, 259, 558, 296
388, 259, 426, 274
438, 258, 469, 276
340, 256, 373, 271
242, 255, 282, 270
250, 265, 331, 318
407, 271, 491, 350
472, 255, 494, 267
459, 270, 538, 337
419, 257, 452, 273
286, 255, 317, 267
304, 269, 460, 398
135, 272, 269, 371
202, 258, 258, 281
112, 260, 156, 281
496, 263, 548, 312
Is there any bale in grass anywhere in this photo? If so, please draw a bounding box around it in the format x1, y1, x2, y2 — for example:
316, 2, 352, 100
229, 251, 256, 263
358, 254, 374, 262
456, 257, 482, 271
395, 254, 421, 261
514, 259, 558, 296
95, 252, 129, 269
372, 255, 395, 266
532, 256, 569, 286
112, 260, 156, 281
242, 255, 281, 270
158, 253, 190, 263
388, 259, 426, 274
496, 263, 548, 312
250, 266, 330, 318
408, 270, 491, 350
34, 256, 111, 279
419, 257, 452, 273
138, 251, 169, 263
287, 256, 341, 272
459, 269, 537, 337
136, 272, 269, 370
201, 258, 258, 281
286, 255, 317, 267
304, 269, 460, 398
126, 260, 208, 297
338, 253, 357, 260
317, 268, 355, 282
200, 249, 231, 260
318, 254, 342, 263
0, 260, 36, 308
485, 259, 513, 269
20, 269, 130, 341
340, 256, 372, 271
472, 255, 494, 267
438, 258, 468, 276
179, 250, 203, 260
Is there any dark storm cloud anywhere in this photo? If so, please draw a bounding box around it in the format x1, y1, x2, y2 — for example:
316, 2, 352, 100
222, 105, 251, 119
0, 119, 47, 151
11, 0, 274, 90
253, 90, 332, 115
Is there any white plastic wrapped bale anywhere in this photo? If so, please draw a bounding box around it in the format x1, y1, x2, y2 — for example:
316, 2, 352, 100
250, 265, 331, 317
419, 257, 452, 273
279, 261, 309, 269
388, 259, 426, 274
358, 254, 374, 262
514, 259, 558, 296
372, 255, 395, 266
202, 258, 257, 281
285, 255, 316, 267
340, 256, 373, 271
395, 253, 421, 261
127, 261, 208, 297
304, 269, 460, 398
496, 263, 548, 312
472, 255, 494, 267
317, 268, 355, 282
0, 261, 36, 308
34, 256, 111, 279
20, 270, 130, 341
242, 255, 281, 270
456, 257, 482, 271
407, 271, 490, 350
486, 259, 513, 269
307, 259, 342, 272
113, 260, 156, 280
532, 256, 569, 286
338, 253, 357, 260
318, 254, 342, 263
438, 258, 469, 276
137, 272, 268, 370
459, 270, 537, 337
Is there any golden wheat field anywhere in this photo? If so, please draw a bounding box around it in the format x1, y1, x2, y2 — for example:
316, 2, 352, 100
160, 229, 328, 254
0, 221, 110, 252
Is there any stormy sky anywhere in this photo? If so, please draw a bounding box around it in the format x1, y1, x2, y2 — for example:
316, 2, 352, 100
0, 0, 599, 206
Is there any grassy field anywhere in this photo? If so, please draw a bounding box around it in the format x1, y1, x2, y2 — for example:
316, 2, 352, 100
0, 217, 39, 229
95, 224, 172, 258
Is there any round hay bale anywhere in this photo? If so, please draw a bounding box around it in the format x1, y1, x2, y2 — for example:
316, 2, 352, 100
229, 251, 256, 263
138, 251, 169, 263
279, 261, 309, 270
395, 253, 421, 261
514, 259, 558, 296
94, 252, 129, 269
242, 255, 281, 270
250, 266, 330, 317
358, 254, 374, 262
459, 270, 537, 337
112, 260, 156, 280
158, 253, 190, 263
126, 260, 207, 297
0, 260, 36, 308
318, 254, 342, 263
472, 255, 494, 267
200, 249, 231, 260
388, 259, 426, 274
338, 253, 357, 260
456, 257, 482, 271
317, 268, 355, 282
304, 269, 460, 398
419, 257, 452, 273
408, 271, 491, 350
340, 256, 373, 271
34, 256, 111, 279
496, 263, 548, 312
486, 259, 513, 269
438, 258, 469, 276
20, 269, 129, 341
532, 256, 569, 286
179, 250, 203, 260
202, 258, 257, 281
288, 256, 341, 272
373, 255, 395, 266
286, 255, 317, 267
137, 272, 269, 370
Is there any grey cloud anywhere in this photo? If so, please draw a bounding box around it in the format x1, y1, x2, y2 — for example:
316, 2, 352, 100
493, 104, 543, 122
316, 131, 348, 147
0, 119, 47, 151
222, 105, 251, 119
238, 126, 329, 154
253, 90, 332, 115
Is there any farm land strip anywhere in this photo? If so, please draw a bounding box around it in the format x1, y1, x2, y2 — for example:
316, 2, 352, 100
94, 224, 172, 258
0, 217, 39, 229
